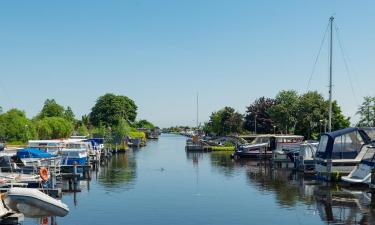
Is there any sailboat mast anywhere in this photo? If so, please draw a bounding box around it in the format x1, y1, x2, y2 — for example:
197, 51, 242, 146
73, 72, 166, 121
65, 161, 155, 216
196, 92, 199, 129
328, 16, 334, 132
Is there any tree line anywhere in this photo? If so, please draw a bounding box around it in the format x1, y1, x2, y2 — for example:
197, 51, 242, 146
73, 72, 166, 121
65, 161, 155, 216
0, 93, 156, 144
203, 90, 373, 139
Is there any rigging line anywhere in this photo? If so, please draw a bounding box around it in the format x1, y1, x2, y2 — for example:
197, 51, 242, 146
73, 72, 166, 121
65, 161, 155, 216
334, 21, 359, 108
306, 21, 330, 92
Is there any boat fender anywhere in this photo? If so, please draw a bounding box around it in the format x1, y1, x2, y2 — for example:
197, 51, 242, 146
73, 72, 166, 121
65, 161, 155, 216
39, 167, 49, 181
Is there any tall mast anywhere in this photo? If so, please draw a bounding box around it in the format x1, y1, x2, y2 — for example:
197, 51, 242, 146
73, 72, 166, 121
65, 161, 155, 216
196, 92, 199, 129
328, 16, 334, 132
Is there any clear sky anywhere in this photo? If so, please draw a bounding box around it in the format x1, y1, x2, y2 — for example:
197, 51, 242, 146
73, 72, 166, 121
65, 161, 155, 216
0, 1, 374, 127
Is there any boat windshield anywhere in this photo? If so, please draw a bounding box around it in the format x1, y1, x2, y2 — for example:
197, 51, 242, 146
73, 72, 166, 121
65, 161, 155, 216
363, 128, 375, 142
362, 147, 375, 162
317, 135, 329, 154
331, 130, 364, 159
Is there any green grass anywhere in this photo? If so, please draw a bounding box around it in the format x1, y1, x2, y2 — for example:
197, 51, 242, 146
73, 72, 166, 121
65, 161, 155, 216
211, 146, 235, 151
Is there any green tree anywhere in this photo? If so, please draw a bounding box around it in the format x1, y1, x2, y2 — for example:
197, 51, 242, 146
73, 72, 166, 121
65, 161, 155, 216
267, 90, 299, 134
112, 118, 131, 144
332, 101, 350, 130
294, 91, 349, 139
81, 114, 90, 127
35, 117, 73, 139
90, 93, 138, 127
244, 97, 276, 134
37, 99, 65, 119
76, 124, 89, 136
295, 91, 326, 139
204, 107, 243, 136
64, 106, 76, 122
136, 119, 155, 129
356, 96, 375, 127
0, 109, 37, 143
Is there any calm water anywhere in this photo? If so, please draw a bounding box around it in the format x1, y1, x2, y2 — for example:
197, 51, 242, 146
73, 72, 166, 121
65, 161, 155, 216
22, 134, 375, 225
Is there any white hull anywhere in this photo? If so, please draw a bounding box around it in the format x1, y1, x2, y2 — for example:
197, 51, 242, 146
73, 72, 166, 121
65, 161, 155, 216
4, 188, 69, 217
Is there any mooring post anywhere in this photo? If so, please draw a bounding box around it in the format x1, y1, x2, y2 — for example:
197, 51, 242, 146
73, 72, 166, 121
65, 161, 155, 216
73, 161, 78, 189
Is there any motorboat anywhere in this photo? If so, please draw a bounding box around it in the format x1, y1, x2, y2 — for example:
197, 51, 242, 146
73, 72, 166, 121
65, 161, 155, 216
315, 127, 373, 178
60, 141, 88, 165
4, 188, 69, 217
28, 140, 65, 155
234, 135, 304, 158
16, 148, 61, 167
295, 142, 319, 172
341, 144, 375, 184
272, 141, 318, 170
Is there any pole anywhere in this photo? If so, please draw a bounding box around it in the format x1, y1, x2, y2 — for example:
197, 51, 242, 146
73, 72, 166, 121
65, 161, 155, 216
196, 92, 199, 129
327, 16, 334, 181
254, 114, 257, 135
328, 16, 334, 132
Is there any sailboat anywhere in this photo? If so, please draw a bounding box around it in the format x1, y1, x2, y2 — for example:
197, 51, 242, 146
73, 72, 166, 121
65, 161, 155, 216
314, 17, 375, 179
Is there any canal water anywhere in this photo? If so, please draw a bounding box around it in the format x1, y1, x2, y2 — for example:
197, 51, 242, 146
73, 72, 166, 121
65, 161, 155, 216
23, 134, 375, 225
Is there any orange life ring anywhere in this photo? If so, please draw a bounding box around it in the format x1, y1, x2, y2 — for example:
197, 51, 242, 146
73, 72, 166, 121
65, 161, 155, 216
39, 167, 49, 181
40, 217, 48, 225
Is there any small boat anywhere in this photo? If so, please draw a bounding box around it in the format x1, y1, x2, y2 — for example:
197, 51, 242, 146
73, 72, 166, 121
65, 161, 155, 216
315, 127, 373, 178
185, 135, 204, 151
4, 188, 69, 217
295, 142, 319, 172
341, 144, 375, 184
16, 148, 61, 167
60, 141, 88, 165
28, 140, 65, 155
234, 135, 304, 158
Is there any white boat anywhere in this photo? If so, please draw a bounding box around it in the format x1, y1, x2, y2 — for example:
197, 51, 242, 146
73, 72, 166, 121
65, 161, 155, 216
28, 140, 65, 155
61, 141, 89, 165
295, 142, 319, 172
4, 188, 69, 217
234, 135, 304, 158
0, 173, 41, 187
341, 145, 375, 184
16, 148, 61, 167
315, 127, 373, 177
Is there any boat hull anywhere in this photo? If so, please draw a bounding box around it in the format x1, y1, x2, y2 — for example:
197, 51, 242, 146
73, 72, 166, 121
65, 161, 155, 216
4, 188, 69, 217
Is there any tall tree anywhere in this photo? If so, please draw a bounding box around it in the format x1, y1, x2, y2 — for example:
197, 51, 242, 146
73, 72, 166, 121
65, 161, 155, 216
37, 99, 65, 119
356, 96, 375, 127
90, 93, 138, 127
204, 107, 243, 136
267, 90, 299, 134
294, 91, 350, 139
295, 91, 326, 139
244, 97, 276, 134
64, 106, 76, 122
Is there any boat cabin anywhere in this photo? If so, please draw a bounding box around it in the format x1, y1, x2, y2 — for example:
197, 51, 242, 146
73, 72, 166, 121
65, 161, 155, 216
315, 127, 373, 175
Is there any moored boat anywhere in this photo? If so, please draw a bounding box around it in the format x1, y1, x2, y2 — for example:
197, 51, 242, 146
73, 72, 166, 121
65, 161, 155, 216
315, 127, 373, 179
234, 135, 304, 159
4, 188, 69, 217
341, 144, 375, 184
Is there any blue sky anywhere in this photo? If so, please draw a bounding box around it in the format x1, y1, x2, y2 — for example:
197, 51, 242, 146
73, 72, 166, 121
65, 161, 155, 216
0, 1, 374, 127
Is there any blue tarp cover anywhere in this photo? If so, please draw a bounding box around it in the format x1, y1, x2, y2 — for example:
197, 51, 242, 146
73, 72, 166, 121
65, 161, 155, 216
17, 148, 57, 158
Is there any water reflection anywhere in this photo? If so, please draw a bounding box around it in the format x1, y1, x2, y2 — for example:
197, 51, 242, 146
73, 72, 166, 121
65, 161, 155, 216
245, 160, 375, 224
97, 151, 137, 191
190, 150, 375, 225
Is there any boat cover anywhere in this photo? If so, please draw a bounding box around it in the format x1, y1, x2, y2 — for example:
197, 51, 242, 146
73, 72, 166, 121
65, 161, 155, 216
17, 148, 57, 158
316, 127, 372, 159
